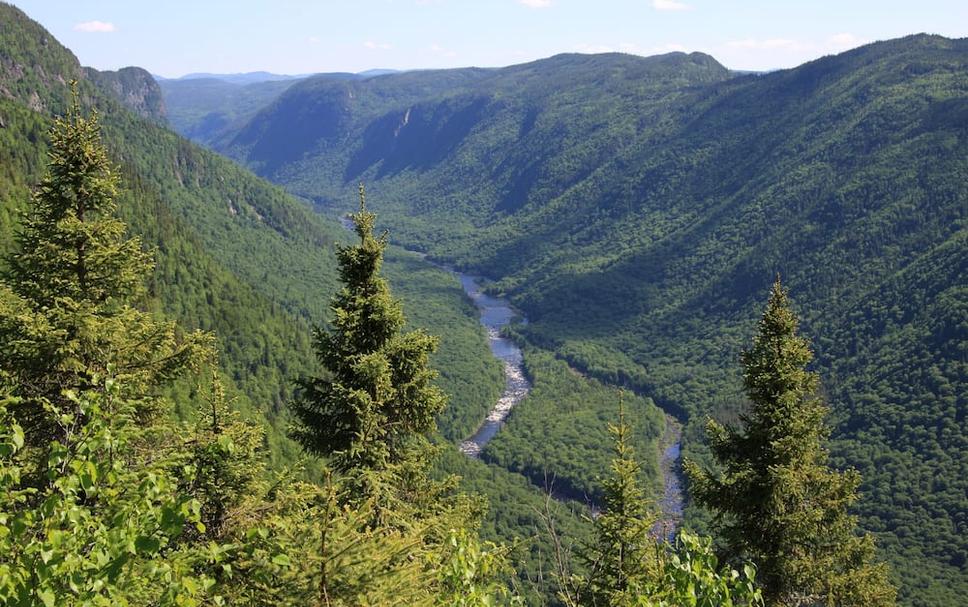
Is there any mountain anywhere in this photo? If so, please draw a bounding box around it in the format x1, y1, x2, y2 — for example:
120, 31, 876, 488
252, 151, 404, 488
157, 69, 418, 149
84, 65, 167, 123
171, 70, 309, 84
0, 6, 603, 602
206, 38, 968, 606
158, 76, 303, 146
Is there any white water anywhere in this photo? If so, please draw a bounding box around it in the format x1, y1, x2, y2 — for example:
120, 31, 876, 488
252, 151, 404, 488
454, 273, 532, 457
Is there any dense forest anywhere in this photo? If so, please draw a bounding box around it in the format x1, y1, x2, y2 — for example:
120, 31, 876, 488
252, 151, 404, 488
186, 34, 968, 606
0, 4, 604, 602
0, 85, 887, 605
0, 74, 768, 606
0, 1, 965, 604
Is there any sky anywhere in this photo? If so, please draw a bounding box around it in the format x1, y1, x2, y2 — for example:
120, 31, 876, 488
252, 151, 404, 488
12, 1, 968, 77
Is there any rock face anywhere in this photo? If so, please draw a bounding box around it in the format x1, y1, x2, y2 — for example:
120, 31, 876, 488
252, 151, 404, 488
84, 66, 167, 124
0, 4, 83, 114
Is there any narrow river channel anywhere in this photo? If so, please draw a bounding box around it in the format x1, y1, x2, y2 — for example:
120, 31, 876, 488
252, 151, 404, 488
454, 273, 532, 457
337, 214, 682, 532
451, 270, 683, 535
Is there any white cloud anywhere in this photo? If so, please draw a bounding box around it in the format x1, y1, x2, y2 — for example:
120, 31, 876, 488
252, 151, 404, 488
518, 0, 552, 8
364, 40, 392, 50
73, 20, 117, 33
652, 0, 691, 11
307, 36, 321, 45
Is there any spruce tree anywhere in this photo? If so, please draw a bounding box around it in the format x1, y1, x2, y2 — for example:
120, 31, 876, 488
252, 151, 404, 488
290, 184, 445, 472
0, 85, 210, 452
576, 400, 659, 606
685, 277, 896, 607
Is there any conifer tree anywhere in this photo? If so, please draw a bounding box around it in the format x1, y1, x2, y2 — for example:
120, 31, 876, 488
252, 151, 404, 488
290, 184, 445, 472
185, 369, 263, 541
574, 400, 660, 606
0, 85, 210, 451
685, 277, 896, 607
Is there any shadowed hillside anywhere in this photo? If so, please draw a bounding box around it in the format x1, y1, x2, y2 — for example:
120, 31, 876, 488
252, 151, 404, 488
207, 36, 968, 606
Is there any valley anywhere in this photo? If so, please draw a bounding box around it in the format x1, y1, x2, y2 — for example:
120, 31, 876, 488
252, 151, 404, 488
160, 38, 967, 604
0, 2, 965, 604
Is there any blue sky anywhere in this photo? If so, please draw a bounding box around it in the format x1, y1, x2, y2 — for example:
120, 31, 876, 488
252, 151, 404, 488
13, 1, 968, 77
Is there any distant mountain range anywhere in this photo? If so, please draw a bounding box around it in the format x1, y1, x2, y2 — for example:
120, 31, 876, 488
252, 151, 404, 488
156, 69, 405, 145
153, 70, 308, 84
153, 68, 401, 85
158, 38, 968, 607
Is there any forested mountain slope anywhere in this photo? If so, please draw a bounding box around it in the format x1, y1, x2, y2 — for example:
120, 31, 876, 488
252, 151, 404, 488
0, 1, 507, 466
83, 65, 167, 123
159, 77, 303, 147
158, 71, 408, 149
211, 36, 968, 606
0, 8, 606, 603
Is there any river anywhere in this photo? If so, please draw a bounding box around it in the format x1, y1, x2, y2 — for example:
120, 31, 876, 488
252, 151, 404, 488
454, 273, 532, 457
337, 214, 682, 532
655, 416, 684, 539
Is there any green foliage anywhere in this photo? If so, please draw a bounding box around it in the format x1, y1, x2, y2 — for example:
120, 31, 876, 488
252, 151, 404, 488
570, 404, 660, 606
290, 186, 446, 471
213, 33, 968, 604
437, 528, 524, 606
184, 370, 265, 541
636, 531, 763, 607
686, 279, 896, 606
0, 378, 518, 607
0, 384, 213, 607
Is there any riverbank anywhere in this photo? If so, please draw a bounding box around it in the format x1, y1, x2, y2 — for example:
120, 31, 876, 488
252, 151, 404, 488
455, 273, 532, 457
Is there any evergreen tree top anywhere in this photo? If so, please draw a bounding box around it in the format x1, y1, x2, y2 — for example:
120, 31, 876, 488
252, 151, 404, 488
685, 277, 896, 607
0, 83, 212, 449
291, 184, 445, 473
6, 83, 150, 308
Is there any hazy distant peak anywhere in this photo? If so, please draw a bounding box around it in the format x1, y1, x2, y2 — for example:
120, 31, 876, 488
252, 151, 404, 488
173, 71, 308, 84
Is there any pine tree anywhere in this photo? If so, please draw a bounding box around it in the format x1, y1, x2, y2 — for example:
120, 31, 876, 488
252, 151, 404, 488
575, 399, 660, 606
290, 184, 445, 472
685, 277, 896, 607
0, 85, 210, 453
